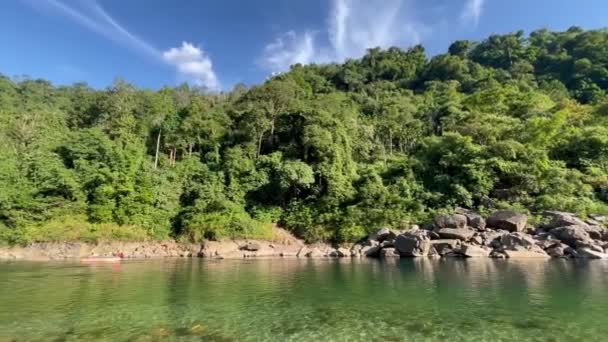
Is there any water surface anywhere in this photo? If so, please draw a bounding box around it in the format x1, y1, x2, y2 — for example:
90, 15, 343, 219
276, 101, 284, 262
1, 258, 608, 341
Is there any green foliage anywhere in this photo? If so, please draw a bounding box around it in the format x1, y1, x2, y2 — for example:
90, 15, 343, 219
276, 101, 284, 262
2, 27, 608, 244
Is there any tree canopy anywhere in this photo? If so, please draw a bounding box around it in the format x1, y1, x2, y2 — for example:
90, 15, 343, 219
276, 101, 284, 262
2, 27, 608, 244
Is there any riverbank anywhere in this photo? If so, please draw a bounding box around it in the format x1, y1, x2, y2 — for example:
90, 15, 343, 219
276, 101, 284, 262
1, 210, 608, 261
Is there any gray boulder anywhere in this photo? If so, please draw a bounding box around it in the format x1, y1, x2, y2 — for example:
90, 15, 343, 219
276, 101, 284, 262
487, 210, 528, 232
583, 226, 605, 240
574, 241, 604, 253
500, 232, 537, 250
551, 225, 591, 247
434, 214, 467, 229
361, 245, 381, 257
394, 234, 431, 257
481, 230, 508, 246
543, 211, 589, 229
430, 239, 460, 255
546, 244, 567, 258
437, 228, 475, 241
455, 208, 487, 230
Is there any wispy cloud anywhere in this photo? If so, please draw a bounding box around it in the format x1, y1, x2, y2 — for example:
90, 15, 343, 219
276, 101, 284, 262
259, 0, 428, 73
261, 31, 322, 72
461, 0, 485, 26
162, 42, 219, 90
26, 0, 219, 90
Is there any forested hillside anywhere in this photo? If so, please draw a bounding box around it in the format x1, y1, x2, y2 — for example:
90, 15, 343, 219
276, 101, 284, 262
2, 27, 608, 244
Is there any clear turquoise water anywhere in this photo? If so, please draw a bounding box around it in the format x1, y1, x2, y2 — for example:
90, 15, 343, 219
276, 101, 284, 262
1, 258, 608, 341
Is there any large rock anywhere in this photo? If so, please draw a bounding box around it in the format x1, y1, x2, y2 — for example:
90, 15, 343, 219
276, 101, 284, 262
394, 235, 431, 257
552, 225, 591, 247
583, 226, 605, 240
434, 214, 467, 229
461, 244, 491, 257
543, 211, 589, 229
533, 233, 562, 249
481, 230, 508, 247
577, 247, 608, 259
455, 208, 487, 230
430, 239, 460, 255
504, 250, 550, 259
437, 228, 475, 241
487, 210, 528, 232
500, 232, 537, 250
573, 241, 604, 253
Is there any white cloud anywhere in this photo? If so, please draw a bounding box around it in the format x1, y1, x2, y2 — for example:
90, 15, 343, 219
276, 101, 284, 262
461, 0, 485, 26
162, 42, 219, 90
27, 0, 220, 89
259, 0, 428, 73
261, 31, 322, 72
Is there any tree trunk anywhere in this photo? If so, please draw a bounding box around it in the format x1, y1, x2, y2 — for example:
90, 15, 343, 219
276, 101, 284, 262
154, 127, 161, 169
269, 117, 276, 149
388, 129, 393, 156
256, 132, 264, 158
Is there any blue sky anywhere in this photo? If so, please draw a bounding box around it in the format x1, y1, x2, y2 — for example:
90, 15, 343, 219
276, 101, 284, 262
2, 0, 607, 90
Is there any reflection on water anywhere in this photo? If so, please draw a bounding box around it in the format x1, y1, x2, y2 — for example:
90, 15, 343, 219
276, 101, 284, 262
1, 258, 608, 341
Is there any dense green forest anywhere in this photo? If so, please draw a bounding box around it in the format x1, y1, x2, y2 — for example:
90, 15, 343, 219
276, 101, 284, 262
2, 27, 608, 244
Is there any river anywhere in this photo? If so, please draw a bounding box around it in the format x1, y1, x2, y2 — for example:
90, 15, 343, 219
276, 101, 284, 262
1, 258, 608, 341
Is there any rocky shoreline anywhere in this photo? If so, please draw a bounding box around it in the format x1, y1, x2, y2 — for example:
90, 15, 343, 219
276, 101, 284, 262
1, 210, 608, 261
352, 209, 608, 260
